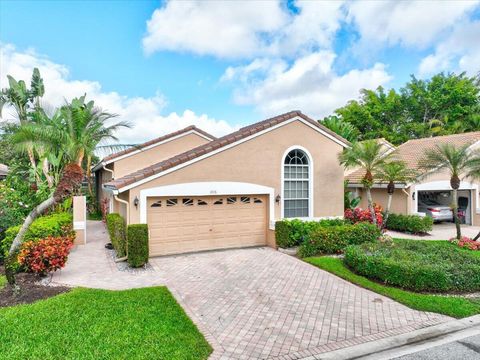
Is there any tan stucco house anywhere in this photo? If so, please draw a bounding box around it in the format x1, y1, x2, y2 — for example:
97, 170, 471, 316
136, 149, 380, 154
94, 111, 349, 256
347, 132, 480, 226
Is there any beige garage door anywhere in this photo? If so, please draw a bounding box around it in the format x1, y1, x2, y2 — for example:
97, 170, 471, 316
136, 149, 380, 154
147, 195, 267, 256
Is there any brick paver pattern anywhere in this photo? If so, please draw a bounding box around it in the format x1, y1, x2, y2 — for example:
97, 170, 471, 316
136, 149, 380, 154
53, 221, 450, 360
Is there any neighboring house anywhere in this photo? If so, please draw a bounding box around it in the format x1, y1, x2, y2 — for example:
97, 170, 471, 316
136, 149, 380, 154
346, 132, 480, 226
99, 111, 349, 256
0, 164, 8, 180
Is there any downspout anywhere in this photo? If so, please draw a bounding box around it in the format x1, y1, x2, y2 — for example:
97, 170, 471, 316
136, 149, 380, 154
102, 163, 114, 179
114, 194, 129, 263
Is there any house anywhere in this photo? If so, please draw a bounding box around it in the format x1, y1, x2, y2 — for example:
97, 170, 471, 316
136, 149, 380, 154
0, 164, 8, 180
96, 111, 349, 256
346, 132, 480, 226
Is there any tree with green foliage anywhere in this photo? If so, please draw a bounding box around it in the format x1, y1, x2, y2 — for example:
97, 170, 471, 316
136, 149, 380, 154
375, 160, 418, 228
339, 140, 390, 225
323, 72, 480, 145
6, 95, 128, 287
321, 116, 359, 143
418, 144, 480, 240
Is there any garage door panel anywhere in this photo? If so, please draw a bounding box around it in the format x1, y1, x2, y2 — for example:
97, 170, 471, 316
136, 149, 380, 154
147, 195, 267, 256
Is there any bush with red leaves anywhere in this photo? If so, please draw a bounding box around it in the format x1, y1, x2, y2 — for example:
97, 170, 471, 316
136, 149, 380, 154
18, 236, 74, 275
449, 236, 480, 251
345, 205, 383, 228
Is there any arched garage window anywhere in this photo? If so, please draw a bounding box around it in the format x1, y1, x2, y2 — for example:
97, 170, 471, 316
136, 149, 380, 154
284, 149, 310, 218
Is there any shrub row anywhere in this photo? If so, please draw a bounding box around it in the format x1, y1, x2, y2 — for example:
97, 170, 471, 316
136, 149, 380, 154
0, 212, 73, 262
275, 218, 345, 248
385, 213, 433, 234
127, 224, 149, 268
344, 241, 480, 292
106, 213, 127, 258
298, 222, 381, 257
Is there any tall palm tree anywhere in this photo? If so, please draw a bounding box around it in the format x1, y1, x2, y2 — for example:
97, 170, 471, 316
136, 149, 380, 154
5, 96, 129, 287
418, 143, 476, 240
339, 140, 389, 225
0, 68, 46, 183
375, 160, 417, 228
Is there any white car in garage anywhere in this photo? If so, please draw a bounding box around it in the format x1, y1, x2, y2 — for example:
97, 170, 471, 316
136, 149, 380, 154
418, 199, 453, 222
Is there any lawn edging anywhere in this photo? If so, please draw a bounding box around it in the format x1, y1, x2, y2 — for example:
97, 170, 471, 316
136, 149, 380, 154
304, 256, 480, 318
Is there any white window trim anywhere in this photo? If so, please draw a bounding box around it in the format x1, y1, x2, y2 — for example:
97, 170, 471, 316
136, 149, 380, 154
412, 180, 480, 218
139, 182, 276, 229
281, 145, 314, 219
116, 116, 348, 193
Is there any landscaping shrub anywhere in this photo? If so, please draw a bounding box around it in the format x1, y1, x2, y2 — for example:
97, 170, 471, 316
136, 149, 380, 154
127, 224, 149, 268
450, 236, 480, 251
18, 235, 74, 274
106, 213, 127, 257
298, 222, 380, 257
0, 212, 73, 262
385, 213, 433, 234
275, 218, 345, 248
344, 205, 383, 227
344, 240, 480, 292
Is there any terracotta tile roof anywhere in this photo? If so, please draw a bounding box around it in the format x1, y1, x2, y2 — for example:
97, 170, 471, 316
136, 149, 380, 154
346, 132, 480, 184
100, 125, 216, 163
105, 110, 350, 191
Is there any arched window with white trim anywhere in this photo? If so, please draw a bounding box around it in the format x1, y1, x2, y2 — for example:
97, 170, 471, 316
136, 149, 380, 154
283, 149, 310, 218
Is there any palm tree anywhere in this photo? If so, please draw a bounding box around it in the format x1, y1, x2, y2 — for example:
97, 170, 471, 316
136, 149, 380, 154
321, 116, 359, 143
5, 95, 129, 287
339, 140, 389, 225
375, 160, 417, 228
0, 68, 46, 184
418, 143, 476, 240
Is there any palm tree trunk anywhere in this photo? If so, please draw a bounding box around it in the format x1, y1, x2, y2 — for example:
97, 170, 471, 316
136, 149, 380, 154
452, 188, 461, 240
5, 196, 57, 287
86, 155, 94, 198
366, 187, 377, 225
27, 147, 40, 183
42, 157, 54, 188
383, 193, 393, 229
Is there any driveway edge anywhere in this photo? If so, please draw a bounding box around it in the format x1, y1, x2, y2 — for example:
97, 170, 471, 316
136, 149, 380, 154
308, 315, 480, 360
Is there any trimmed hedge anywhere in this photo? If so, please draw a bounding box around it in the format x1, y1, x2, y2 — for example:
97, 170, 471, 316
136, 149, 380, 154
106, 213, 127, 258
0, 212, 73, 262
275, 218, 345, 248
344, 240, 480, 292
127, 224, 149, 268
298, 222, 381, 257
385, 213, 433, 234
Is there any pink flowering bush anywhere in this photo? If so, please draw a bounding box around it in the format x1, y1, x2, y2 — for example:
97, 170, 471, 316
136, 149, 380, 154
344, 205, 383, 228
449, 236, 480, 251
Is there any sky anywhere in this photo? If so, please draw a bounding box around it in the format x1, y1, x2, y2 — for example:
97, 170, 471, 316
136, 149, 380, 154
1, 0, 480, 144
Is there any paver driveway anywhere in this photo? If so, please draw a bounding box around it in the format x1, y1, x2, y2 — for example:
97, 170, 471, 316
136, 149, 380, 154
150, 248, 449, 359
53, 222, 450, 360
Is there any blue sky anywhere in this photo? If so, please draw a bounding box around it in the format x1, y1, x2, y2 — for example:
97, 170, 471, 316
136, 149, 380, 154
1, 0, 479, 143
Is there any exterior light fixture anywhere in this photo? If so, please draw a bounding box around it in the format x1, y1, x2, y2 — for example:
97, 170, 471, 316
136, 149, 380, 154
134, 196, 139, 208
275, 194, 281, 203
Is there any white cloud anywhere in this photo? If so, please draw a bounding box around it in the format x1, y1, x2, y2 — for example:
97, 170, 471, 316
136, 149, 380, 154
419, 20, 480, 76
143, 0, 345, 59
223, 51, 392, 118
0, 44, 235, 144
347, 0, 479, 48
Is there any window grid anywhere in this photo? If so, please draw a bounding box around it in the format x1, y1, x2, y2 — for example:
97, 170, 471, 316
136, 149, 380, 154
284, 149, 309, 218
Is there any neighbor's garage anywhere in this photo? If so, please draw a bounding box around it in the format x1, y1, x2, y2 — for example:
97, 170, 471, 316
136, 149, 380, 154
147, 195, 267, 256
418, 190, 472, 225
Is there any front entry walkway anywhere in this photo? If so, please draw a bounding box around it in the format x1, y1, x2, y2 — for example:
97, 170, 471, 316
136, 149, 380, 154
53, 221, 450, 359
387, 223, 480, 240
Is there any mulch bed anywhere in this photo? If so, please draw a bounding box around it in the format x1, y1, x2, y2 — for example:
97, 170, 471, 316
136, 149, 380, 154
0, 267, 71, 308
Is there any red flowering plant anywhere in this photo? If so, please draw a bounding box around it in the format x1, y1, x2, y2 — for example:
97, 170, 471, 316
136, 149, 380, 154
449, 236, 480, 251
345, 204, 383, 228
17, 235, 74, 275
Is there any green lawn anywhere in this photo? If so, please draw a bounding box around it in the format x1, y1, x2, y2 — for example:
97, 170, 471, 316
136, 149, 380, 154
0, 275, 6, 290
0, 287, 212, 360
305, 256, 480, 318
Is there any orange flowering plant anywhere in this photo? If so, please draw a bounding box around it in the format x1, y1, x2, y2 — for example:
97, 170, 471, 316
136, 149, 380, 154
18, 235, 74, 275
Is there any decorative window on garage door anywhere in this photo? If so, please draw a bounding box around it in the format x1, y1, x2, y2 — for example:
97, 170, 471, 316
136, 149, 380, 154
283, 149, 310, 218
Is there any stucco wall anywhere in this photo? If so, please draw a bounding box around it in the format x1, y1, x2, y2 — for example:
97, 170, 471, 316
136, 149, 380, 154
124, 120, 345, 224
113, 132, 211, 179
356, 188, 409, 214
